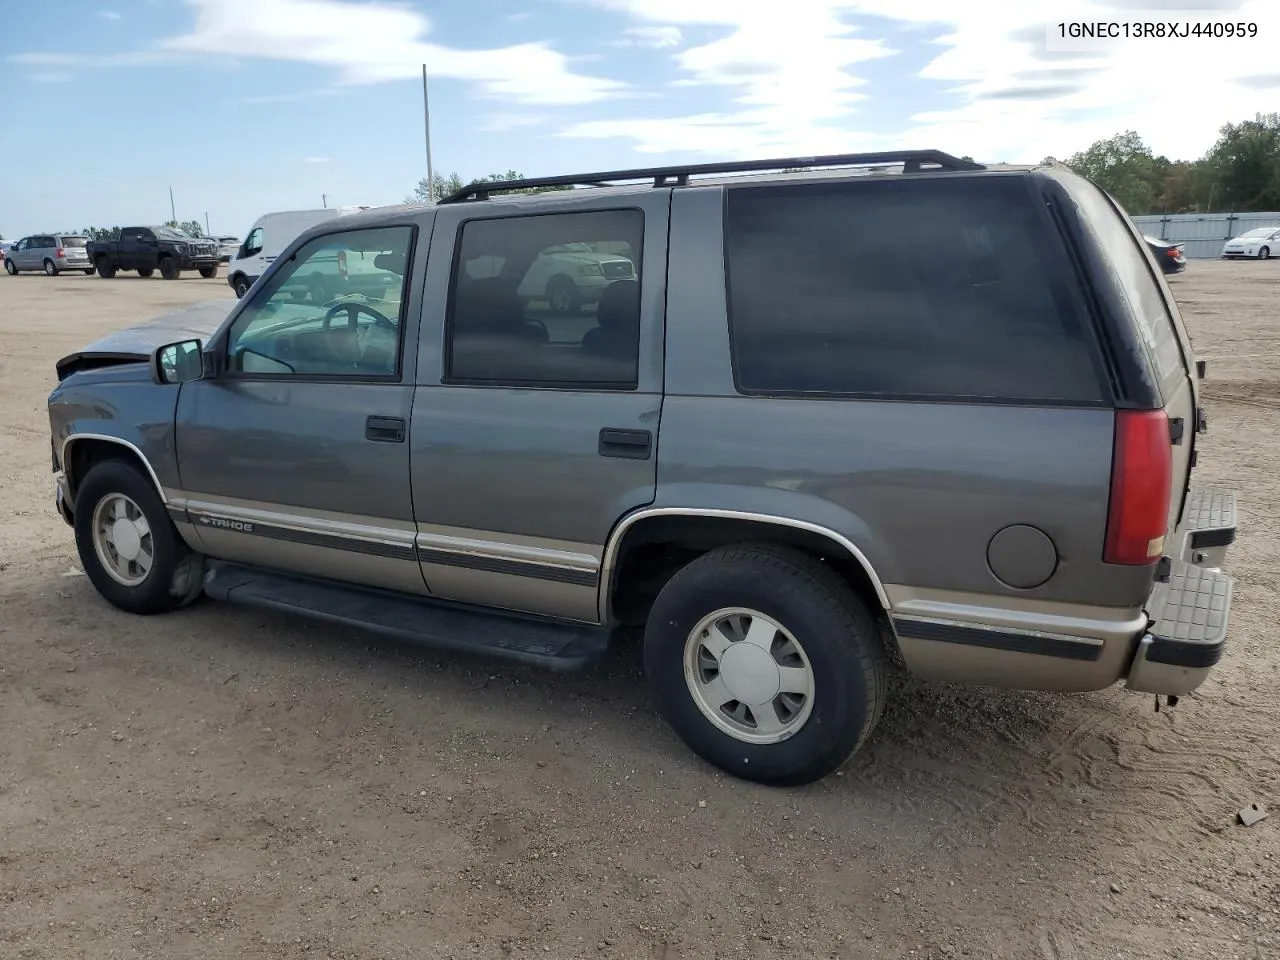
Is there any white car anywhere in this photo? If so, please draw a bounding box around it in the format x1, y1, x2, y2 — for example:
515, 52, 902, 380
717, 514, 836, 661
215, 236, 241, 263
1221, 226, 1280, 260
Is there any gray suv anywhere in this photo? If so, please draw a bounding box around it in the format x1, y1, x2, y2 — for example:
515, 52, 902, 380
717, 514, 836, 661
46, 151, 1237, 786
6, 233, 94, 275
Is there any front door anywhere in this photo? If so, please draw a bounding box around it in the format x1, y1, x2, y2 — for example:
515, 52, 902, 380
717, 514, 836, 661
14, 238, 36, 270
173, 221, 428, 596
410, 193, 669, 623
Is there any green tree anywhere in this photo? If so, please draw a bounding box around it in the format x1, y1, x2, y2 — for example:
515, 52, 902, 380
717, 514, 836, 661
81, 226, 121, 241
1202, 112, 1280, 211
1065, 131, 1170, 215
164, 219, 205, 238
410, 169, 571, 203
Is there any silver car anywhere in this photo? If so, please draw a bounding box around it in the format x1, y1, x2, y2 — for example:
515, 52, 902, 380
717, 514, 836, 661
4, 233, 95, 276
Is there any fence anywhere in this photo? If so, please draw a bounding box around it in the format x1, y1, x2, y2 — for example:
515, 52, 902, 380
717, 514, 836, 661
1130, 211, 1280, 259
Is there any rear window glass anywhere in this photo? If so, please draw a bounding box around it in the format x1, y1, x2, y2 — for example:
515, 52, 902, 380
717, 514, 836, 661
61, 236, 87, 247
724, 177, 1103, 402
1069, 183, 1184, 391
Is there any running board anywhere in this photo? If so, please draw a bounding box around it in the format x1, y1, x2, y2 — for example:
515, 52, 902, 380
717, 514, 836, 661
203, 562, 612, 671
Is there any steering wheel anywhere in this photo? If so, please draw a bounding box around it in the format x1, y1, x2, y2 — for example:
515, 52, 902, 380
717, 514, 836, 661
322, 301, 395, 331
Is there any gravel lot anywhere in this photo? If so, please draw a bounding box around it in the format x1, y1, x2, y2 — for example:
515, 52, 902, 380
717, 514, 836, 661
1, 263, 1277, 960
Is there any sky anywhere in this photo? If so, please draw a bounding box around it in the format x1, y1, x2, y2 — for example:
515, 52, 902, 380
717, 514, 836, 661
2, 0, 1278, 239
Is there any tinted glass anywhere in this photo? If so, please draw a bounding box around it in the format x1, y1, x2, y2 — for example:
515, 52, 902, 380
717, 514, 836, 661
446, 210, 643, 387
725, 177, 1103, 402
1070, 182, 1184, 392
227, 226, 413, 378
61, 236, 88, 248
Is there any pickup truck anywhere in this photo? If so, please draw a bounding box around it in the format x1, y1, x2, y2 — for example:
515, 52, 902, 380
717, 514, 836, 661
88, 226, 221, 280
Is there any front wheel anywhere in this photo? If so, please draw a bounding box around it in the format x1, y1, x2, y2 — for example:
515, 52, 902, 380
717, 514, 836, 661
138, 267, 154, 278
198, 264, 218, 279
232, 274, 251, 298
83, 268, 95, 275
158, 257, 180, 280
1260, 246, 1271, 260
73, 460, 204, 614
4, 259, 16, 276
546, 276, 580, 315
44, 259, 58, 276
644, 543, 887, 786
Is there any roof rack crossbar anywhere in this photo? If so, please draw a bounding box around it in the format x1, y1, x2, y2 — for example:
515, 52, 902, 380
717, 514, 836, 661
438, 150, 984, 203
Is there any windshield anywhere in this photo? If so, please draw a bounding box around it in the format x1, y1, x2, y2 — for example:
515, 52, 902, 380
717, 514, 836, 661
154, 227, 192, 240
1240, 227, 1278, 239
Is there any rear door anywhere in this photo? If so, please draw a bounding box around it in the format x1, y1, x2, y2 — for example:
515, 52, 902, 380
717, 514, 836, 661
409, 192, 669, 623
1069, 184, 1197, 535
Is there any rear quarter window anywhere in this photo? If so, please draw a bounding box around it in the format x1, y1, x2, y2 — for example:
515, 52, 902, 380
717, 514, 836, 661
724, 176, 1105, 403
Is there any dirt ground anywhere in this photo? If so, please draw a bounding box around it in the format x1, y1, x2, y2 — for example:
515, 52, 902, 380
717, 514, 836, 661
0, 263, 1276, 960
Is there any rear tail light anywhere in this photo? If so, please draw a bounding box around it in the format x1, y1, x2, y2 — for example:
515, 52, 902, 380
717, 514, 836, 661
1104, 409, 1173, 565
56, 248, 65, 258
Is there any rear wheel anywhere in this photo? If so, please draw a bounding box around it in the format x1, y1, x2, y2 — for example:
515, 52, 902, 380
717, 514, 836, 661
96, 257, 116, 278
232, 274, 251, 298
643, 543, 887, 786
4, 259, 16, 276
1260, 246, 1271, 260
83, 268, 95, 275
44, 258, 58, 276
138, 267, 154, 278
73, 460, 204, 615
159, 257, 180, 280
198, 264, 218, 279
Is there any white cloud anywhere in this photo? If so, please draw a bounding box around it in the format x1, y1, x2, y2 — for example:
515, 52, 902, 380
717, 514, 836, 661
9, 50, 177, 68
161, 0, 626, 105
477, 112, 549, 133
303, 156, 331, 163
28, 71, 73, 83
611, 25, 684, 48
570, 0, 1280, 163
99, 10, 122, 19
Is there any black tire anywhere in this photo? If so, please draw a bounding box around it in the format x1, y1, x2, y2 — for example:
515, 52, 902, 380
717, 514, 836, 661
83, 268, 95, 275
546, 275, 580, 315
159, 256, 180, 280
232, 274, 251, 298
96, 257, 116, 279
44, 258, 58, 276
4, 259, 16, 276
1260, 246, 1271, 260
138, 267, 154, 278
73, 459, 204, 615
643, 543, 887, 787
198, 264, 218, 279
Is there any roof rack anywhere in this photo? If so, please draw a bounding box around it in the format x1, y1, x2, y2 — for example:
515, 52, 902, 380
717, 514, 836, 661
438, 150, 984, 204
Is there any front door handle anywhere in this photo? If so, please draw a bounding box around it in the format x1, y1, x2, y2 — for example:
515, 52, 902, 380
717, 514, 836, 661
366, 416, 406, 443
599, 427, 652, 460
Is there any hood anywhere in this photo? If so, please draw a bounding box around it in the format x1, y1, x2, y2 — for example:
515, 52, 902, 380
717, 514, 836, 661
56, 298, 234, 381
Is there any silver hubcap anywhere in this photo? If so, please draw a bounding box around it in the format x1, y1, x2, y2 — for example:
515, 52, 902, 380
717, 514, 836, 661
683, 607, 815, 744
91, 493, 154, 587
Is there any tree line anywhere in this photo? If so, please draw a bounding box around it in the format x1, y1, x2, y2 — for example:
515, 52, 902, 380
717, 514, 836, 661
74, 220, 208, 241
1059, 112, 1280, 216
410, 169, 570, 203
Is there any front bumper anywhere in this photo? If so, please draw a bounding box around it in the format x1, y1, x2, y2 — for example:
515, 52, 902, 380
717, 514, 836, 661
1125, 486, 1237, 696
181, 256, 221, 270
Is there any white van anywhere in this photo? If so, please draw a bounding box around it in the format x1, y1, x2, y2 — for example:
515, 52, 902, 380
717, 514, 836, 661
226, 205, 370, 298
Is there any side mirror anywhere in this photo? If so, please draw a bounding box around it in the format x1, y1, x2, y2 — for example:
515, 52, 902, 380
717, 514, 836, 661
151, 338, 205, 385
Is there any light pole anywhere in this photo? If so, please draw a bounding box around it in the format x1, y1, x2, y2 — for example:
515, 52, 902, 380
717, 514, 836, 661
422, 64, 435, 202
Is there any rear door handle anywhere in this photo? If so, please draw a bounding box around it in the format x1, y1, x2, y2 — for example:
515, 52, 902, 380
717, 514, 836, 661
366, 416, 406, 443
599, 427, 652, 460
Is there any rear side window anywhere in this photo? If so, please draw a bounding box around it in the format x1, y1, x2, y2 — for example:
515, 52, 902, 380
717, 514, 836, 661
724, 177, 1104, 403
1068, 183, 1185, 393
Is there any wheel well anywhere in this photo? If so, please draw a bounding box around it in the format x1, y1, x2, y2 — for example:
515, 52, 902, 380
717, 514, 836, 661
65, 439, 156, 503
606, 515, 888, 627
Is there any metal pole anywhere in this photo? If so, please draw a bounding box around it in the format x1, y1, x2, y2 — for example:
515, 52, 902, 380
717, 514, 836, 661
422, 64, 435, 203
322, 193, 328, 208
204, 211, 210, 236
169, 186, 176, 223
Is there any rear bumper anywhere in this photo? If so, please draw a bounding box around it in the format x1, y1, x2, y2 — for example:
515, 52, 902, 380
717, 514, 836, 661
1125, 487, 1236, 696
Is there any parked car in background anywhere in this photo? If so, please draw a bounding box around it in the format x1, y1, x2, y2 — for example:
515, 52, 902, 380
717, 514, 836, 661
88, 226, 220, 280
47, 151, 1235, 787
4, 234, 94, 276
227, 206, 369, 298
1144, 236, 1186, 274
215, 236, 240, 263
1221, 226, 1280, 259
